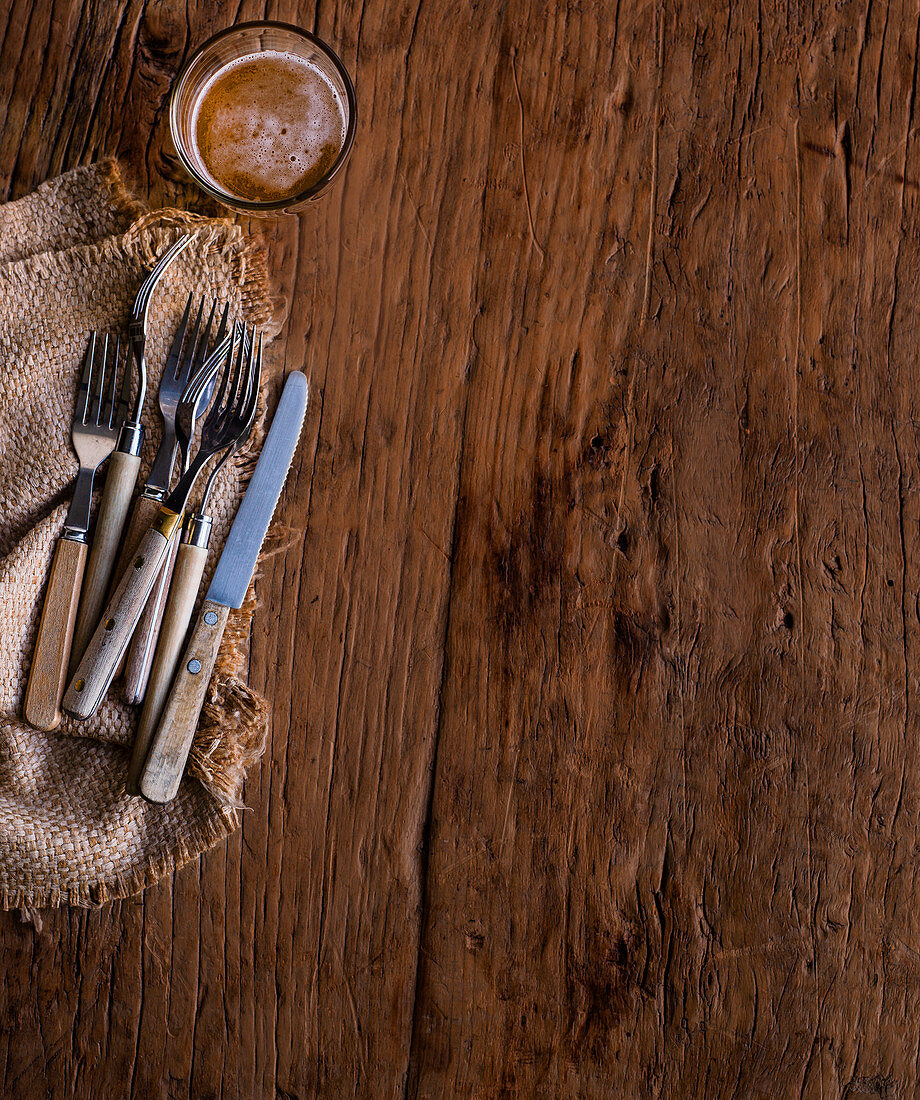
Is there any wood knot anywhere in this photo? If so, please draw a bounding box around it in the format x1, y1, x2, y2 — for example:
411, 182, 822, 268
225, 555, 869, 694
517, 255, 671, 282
465, 929, 485, 952
138, 12, 185, 69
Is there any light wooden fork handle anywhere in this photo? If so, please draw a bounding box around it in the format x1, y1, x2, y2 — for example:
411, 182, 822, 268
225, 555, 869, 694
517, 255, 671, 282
70, 450, 142, 671
23, 536, 88, 731
109, 492, 163, 684
111, 493, 162, 600
139, 599, 229, 803
122, 526, 182, 705
63, 516, 181, 720
127, 540, 208, 792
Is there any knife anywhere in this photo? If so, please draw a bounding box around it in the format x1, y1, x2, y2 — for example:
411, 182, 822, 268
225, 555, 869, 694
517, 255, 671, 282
137, 371, 308, 803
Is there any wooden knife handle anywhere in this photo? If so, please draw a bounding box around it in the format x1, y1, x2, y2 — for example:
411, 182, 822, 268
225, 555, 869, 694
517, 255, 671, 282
111, 493, 162, 602
122, 526, 182, 706
70, 450, 142, 671
63, 523, 175, 720
127, 540, 208, 792
23, 536, 88, 731
139, 598, 229, 803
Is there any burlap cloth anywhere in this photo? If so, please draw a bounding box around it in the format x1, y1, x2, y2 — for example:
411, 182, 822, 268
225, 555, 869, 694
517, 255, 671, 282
0, 162, 285, 908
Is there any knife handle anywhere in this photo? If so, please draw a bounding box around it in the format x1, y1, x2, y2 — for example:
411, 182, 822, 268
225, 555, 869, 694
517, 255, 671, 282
127, 540, 208, 793
70, 450, 142, 671
122, 525, 182, 705
63, 519, 178, 720
111, 493, 162, 602
23, 536, 88, 731
139, 599, 229, 803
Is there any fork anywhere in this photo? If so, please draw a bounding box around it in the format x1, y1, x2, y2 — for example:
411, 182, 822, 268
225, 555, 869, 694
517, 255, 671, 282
70, 234, 193, 670
23, 334, 123, 731
127, 329, 260, 790
64, 326, 260, 720
115, 295, 230, 705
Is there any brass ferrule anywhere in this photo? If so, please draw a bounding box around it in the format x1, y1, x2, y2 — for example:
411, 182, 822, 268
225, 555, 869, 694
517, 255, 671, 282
152, 508, 183, 541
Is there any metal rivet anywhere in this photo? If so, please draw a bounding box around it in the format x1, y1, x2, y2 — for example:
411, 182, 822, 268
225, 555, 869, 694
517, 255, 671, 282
187, 659, 202, 675
204, 611, 218, 625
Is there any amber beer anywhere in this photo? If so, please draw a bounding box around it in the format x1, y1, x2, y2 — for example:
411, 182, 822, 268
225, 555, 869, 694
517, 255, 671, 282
191, 50, 348, 204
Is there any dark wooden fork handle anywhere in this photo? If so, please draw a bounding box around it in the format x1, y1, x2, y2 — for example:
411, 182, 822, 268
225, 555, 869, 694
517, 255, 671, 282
23, 537, 87, 731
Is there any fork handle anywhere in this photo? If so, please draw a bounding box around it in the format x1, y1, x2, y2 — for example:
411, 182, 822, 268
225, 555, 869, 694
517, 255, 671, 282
122, 526, 182, 705
70, 450, 142, 671
140, 599, 229, 803
23, 536, 88, 731
108, 493, 163, 684
63, 517, 180, 720
111, 493, 162, 602
127, 540, 209, 792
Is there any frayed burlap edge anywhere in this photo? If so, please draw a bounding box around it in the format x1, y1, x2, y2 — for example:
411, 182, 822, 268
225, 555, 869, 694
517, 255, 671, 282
2, 800, 239, 912
96, 158, 148, 227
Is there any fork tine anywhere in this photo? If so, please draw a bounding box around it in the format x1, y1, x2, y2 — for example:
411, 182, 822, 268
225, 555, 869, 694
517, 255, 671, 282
115, 329, 133, 424
186, 299, 217, 384
239, 326, 258, 412
185, 331, 232, 413
227, 333, 260, 453
243, 332, 262, 426
103, 336, 120, 429
220, 325, 258, 433
166, 293, 194, 381
214, 302, 230, 349
133, 235, 192, 321
185, 296, 205, 375
209, 325, 237, 415
223, 324, 248, 416
91, 337, 109, 427
75, 334, 96, 426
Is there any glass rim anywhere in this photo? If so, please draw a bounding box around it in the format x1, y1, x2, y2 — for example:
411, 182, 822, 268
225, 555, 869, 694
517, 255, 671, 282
169, 20, 357, 212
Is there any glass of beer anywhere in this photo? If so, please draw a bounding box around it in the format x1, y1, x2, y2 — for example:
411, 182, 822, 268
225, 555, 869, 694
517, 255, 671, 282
169, 21, 356, 214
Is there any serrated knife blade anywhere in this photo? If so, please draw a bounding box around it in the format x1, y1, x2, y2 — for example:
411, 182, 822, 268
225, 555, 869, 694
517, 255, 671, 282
207, 370, 308, 608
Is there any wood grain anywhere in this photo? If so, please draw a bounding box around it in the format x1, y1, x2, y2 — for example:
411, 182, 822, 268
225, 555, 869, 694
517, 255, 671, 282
110, 491, 162, 599
70, 448, 142, 669
140, 598, 230, 803
64, 525, 173, 719
122, 521, 181, 704
22, 535, 87, 731
6, 0, 920, 1097
129, 538, 209, 792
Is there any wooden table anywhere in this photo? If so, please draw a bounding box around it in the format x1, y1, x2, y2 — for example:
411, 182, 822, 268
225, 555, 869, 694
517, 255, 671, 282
3, 0, 920, 1096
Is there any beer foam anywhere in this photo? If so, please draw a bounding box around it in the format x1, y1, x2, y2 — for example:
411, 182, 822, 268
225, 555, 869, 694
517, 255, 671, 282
192, 50, 347, 202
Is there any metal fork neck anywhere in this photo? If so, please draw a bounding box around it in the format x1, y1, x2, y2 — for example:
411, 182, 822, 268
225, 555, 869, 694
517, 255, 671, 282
145, 426, 177, 494
63, 466, 97, 538
165, 449, 213, 515
128, 322, 147, 423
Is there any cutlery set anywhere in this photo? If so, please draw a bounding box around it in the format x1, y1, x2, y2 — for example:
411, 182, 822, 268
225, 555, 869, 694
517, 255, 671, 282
23, 236, 308, 803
